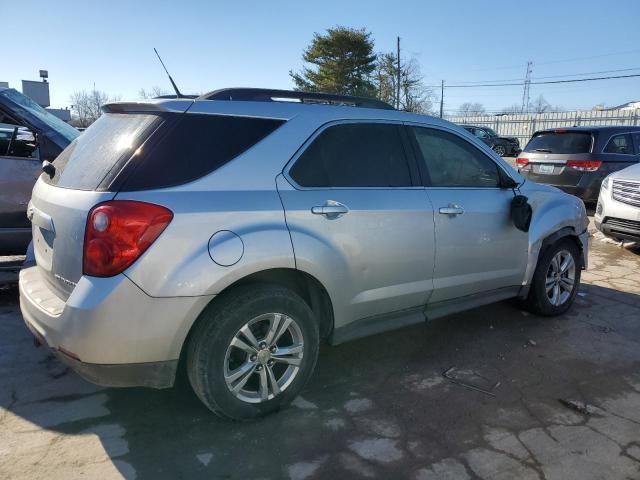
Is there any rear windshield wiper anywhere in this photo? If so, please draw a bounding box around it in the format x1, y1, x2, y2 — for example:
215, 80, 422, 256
534, 148, 553, 153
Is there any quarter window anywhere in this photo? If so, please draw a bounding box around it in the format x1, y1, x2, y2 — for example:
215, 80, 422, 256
289, 123, 412, 188
411, 127, 500, 188
604, 134, 633, 155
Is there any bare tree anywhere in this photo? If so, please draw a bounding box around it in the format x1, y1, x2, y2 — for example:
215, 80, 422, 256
374, 52, 433, 114
458, 102, 486, 117
528, 95, 551, 114
69, 90, 119, 128
138, 86, 171, 99
500, 104, 522, 115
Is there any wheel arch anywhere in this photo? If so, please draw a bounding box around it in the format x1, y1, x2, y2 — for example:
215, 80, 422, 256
176, 268, 335, 379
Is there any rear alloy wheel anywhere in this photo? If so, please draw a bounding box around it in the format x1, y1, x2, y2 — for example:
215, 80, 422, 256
224, 313, 304, 403
492, 144, 507, 156
187, 285, 319, 420
525, 239, 581, 316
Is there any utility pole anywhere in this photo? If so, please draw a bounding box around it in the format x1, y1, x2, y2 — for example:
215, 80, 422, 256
396, 36, 401, 110
439, 80, 444, 118
520, 61, 533, 113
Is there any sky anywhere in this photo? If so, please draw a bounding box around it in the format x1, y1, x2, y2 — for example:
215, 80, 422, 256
4, 0, 640, 114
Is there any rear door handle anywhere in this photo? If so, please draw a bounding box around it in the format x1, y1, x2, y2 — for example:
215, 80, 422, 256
311, 202, 349, 218
439, 204, 465, 216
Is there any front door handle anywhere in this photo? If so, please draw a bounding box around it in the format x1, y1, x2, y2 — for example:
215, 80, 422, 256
439, 204, 465, 216
311, 202, 349, 218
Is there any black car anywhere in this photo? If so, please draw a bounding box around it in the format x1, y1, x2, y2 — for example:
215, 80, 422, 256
516, 126, 640, 205
461, 125, 521, 157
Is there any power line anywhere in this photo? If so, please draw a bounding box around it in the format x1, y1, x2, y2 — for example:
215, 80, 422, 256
428, 73, 640, 89
440, 67, 640, 85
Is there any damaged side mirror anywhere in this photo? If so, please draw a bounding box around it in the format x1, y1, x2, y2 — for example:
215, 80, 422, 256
511, 195, 532, 232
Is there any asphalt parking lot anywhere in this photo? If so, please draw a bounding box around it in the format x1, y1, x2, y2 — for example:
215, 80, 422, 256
1, 226, 640, 480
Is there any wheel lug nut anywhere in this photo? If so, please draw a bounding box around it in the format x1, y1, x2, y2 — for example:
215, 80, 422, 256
250, 355, 257, 362
270, 346, 276, 353
256, 365, 262, 371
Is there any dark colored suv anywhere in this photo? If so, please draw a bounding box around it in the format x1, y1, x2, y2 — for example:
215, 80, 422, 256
516, 126, 640, 204
461, 125, 521, 157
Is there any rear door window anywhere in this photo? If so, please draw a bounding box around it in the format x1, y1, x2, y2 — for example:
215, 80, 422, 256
524, 132, 592, 154
604, 133, 634, 155
45, 113, 159, 190
289, 123, 412, 188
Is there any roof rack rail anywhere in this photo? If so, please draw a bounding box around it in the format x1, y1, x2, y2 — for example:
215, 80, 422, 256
197, 88, 395, 110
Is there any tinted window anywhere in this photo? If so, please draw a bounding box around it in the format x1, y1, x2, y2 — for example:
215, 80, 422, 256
524, 132, 592, 154
604, 133, 633, 155
45, 113, 158, 189
411, 127, 500, 187
289, 123, 412, 187
121, 114, 285, 190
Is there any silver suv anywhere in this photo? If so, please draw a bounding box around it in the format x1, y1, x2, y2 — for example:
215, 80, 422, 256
19, 88, 589, 419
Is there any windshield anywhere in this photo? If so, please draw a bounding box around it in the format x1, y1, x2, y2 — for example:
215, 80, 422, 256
0, 88, 80, 142
484, 127, 497, 137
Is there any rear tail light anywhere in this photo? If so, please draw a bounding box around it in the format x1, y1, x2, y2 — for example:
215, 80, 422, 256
83, 200, 173, 277
516, 157, 529, 166
566, 160, 602, 172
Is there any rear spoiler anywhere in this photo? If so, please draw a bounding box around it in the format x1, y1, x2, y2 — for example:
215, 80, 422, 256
102, 100, 193, 114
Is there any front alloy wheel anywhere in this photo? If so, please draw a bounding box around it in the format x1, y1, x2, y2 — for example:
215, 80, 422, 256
545, 250, 576, 306
224, 313, 304, 403
525, 238, 581, 316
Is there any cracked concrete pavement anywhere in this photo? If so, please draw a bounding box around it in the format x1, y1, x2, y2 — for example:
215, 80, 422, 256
1, 226, 640, 479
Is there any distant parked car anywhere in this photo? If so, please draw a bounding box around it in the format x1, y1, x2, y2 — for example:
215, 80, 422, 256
595, 162, 640, 242
461, 125, 520, 157
0, 88, 79, 255
516, 126, 640, 205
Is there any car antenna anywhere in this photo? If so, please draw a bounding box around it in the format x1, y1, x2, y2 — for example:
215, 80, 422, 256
153, 48, 184, 98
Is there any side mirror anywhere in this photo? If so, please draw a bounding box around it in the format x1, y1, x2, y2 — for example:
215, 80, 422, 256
511, 195, 532, 232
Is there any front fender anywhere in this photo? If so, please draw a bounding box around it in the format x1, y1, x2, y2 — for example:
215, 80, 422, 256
522, 185, 588, 289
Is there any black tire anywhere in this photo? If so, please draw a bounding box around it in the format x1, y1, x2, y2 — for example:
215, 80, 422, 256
493, 144, 507, 156
525, 238, 581, 316
186, 284, 319, 420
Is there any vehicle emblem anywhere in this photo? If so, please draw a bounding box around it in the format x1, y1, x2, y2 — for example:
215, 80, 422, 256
54, 274, 77, 287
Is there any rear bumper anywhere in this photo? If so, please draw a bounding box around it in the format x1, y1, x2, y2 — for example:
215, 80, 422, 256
521, 173, 601, 203
19, 266, 213, 388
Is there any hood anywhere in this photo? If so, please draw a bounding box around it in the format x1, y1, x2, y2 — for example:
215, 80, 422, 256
497, 136, 519, 143
610, 162, 640, 181
0, 88, 79, 152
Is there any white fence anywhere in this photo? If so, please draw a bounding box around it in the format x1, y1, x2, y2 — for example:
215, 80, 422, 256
444, 109, 640, 147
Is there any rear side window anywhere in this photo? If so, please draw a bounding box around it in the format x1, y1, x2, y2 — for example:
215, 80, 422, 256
121, 114, 285, 190
411, 127, 500, 188
289, 123, 412, 187
603, 133, 633, 155
524, 132, 592, 154
45, 113, 158, 190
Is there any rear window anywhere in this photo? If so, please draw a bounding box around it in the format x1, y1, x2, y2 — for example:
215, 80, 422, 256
121, 114, 285, 190
44, 112, 285, 191
524, 131, 592, 154
45, 113, 159, 190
